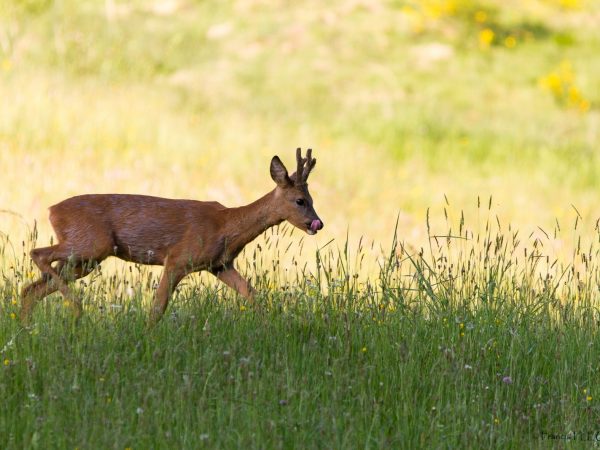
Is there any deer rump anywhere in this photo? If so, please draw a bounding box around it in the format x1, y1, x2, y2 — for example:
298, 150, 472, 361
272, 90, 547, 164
49, 194, 226, 267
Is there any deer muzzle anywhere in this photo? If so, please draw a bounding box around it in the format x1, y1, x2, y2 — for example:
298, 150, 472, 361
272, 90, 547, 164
307, 219, 324, 235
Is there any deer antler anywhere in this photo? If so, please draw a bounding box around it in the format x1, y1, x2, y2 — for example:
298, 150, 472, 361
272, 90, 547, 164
295, 148, 317, 186
295, 148, 305, 185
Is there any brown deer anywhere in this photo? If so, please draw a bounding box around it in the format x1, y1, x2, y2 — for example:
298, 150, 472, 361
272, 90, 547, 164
20, 148, 323, 324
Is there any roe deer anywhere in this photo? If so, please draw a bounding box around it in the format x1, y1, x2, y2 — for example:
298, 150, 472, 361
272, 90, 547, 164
21, 148, 323, 324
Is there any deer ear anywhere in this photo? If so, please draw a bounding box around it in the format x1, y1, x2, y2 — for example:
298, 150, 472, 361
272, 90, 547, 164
270, 156, 291, 187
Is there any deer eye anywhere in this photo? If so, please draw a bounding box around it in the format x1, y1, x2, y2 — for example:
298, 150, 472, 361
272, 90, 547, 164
295, 198, 305, 206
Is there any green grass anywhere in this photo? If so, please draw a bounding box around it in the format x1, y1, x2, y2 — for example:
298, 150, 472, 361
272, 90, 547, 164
2, 210, 600, 449
2, 0, 600, 448
4, 296, 599, 449
1, 0, 600, 247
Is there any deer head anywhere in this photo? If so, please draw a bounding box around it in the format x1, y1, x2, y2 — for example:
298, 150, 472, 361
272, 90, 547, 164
270, 148, 324, 235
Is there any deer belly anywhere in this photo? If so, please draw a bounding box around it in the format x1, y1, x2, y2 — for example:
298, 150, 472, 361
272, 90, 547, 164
111, 227, 182, 265
113, 245, 167, 265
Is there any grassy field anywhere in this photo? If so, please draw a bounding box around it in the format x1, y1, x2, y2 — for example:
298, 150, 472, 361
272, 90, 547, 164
2, 0, 600, 448
1, 0, 599, 247
3, 214, 600, 448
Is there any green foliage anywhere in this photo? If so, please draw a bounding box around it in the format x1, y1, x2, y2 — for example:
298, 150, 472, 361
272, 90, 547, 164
5, 302, 598, 449
2, 207, 600, 448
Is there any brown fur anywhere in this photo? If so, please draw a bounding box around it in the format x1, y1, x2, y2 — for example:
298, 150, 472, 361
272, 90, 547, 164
20, 149, 323, 324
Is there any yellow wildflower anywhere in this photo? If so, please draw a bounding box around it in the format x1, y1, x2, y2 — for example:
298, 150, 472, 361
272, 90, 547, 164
538, 60, 590, 112
479, 29, 495, 49
10, 313, 16, 320
559, 0, 580, 9
539, 73, 562, 96
424, 4, 442, 19
3, 359, 9, 366
504, 36, 517, 48
474, 11, 487, 23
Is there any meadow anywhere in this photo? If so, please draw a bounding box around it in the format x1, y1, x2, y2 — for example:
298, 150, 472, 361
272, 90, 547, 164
1, 0, 600, 448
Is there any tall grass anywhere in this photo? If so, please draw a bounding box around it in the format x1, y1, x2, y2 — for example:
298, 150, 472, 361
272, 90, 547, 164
2, 207, 600, 449
1, 0, 600, 250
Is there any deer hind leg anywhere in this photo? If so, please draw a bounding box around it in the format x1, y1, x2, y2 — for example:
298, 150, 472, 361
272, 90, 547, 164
20, 273, 55, 324
29, 245, 73, 296
20, 260, 95, 323
25, 245, 98, 321
149, 262, 188, 326
20, 262, 96, 324
21, 259, 96, 323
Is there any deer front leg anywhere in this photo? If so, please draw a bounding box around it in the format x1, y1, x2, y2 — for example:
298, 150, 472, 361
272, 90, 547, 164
149, 264, 187, 325
213, 266, 256, 300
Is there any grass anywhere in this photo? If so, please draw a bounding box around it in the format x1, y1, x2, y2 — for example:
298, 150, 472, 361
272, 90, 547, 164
2, 0, 600, 448
4, 297, 599, 449
2, 209, 600, 448
1, 0, 600, 249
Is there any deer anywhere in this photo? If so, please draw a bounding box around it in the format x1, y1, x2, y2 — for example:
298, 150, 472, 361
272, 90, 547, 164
20, 148, 323, 325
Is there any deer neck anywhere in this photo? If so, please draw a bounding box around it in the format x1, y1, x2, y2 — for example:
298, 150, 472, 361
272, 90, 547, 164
221, 189, 283, 258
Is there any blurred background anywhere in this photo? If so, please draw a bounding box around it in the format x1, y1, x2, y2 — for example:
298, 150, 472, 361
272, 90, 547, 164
1, 0, 599, 274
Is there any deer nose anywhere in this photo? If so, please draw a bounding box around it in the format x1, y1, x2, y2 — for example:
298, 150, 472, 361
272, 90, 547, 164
310, 219, 323, 232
